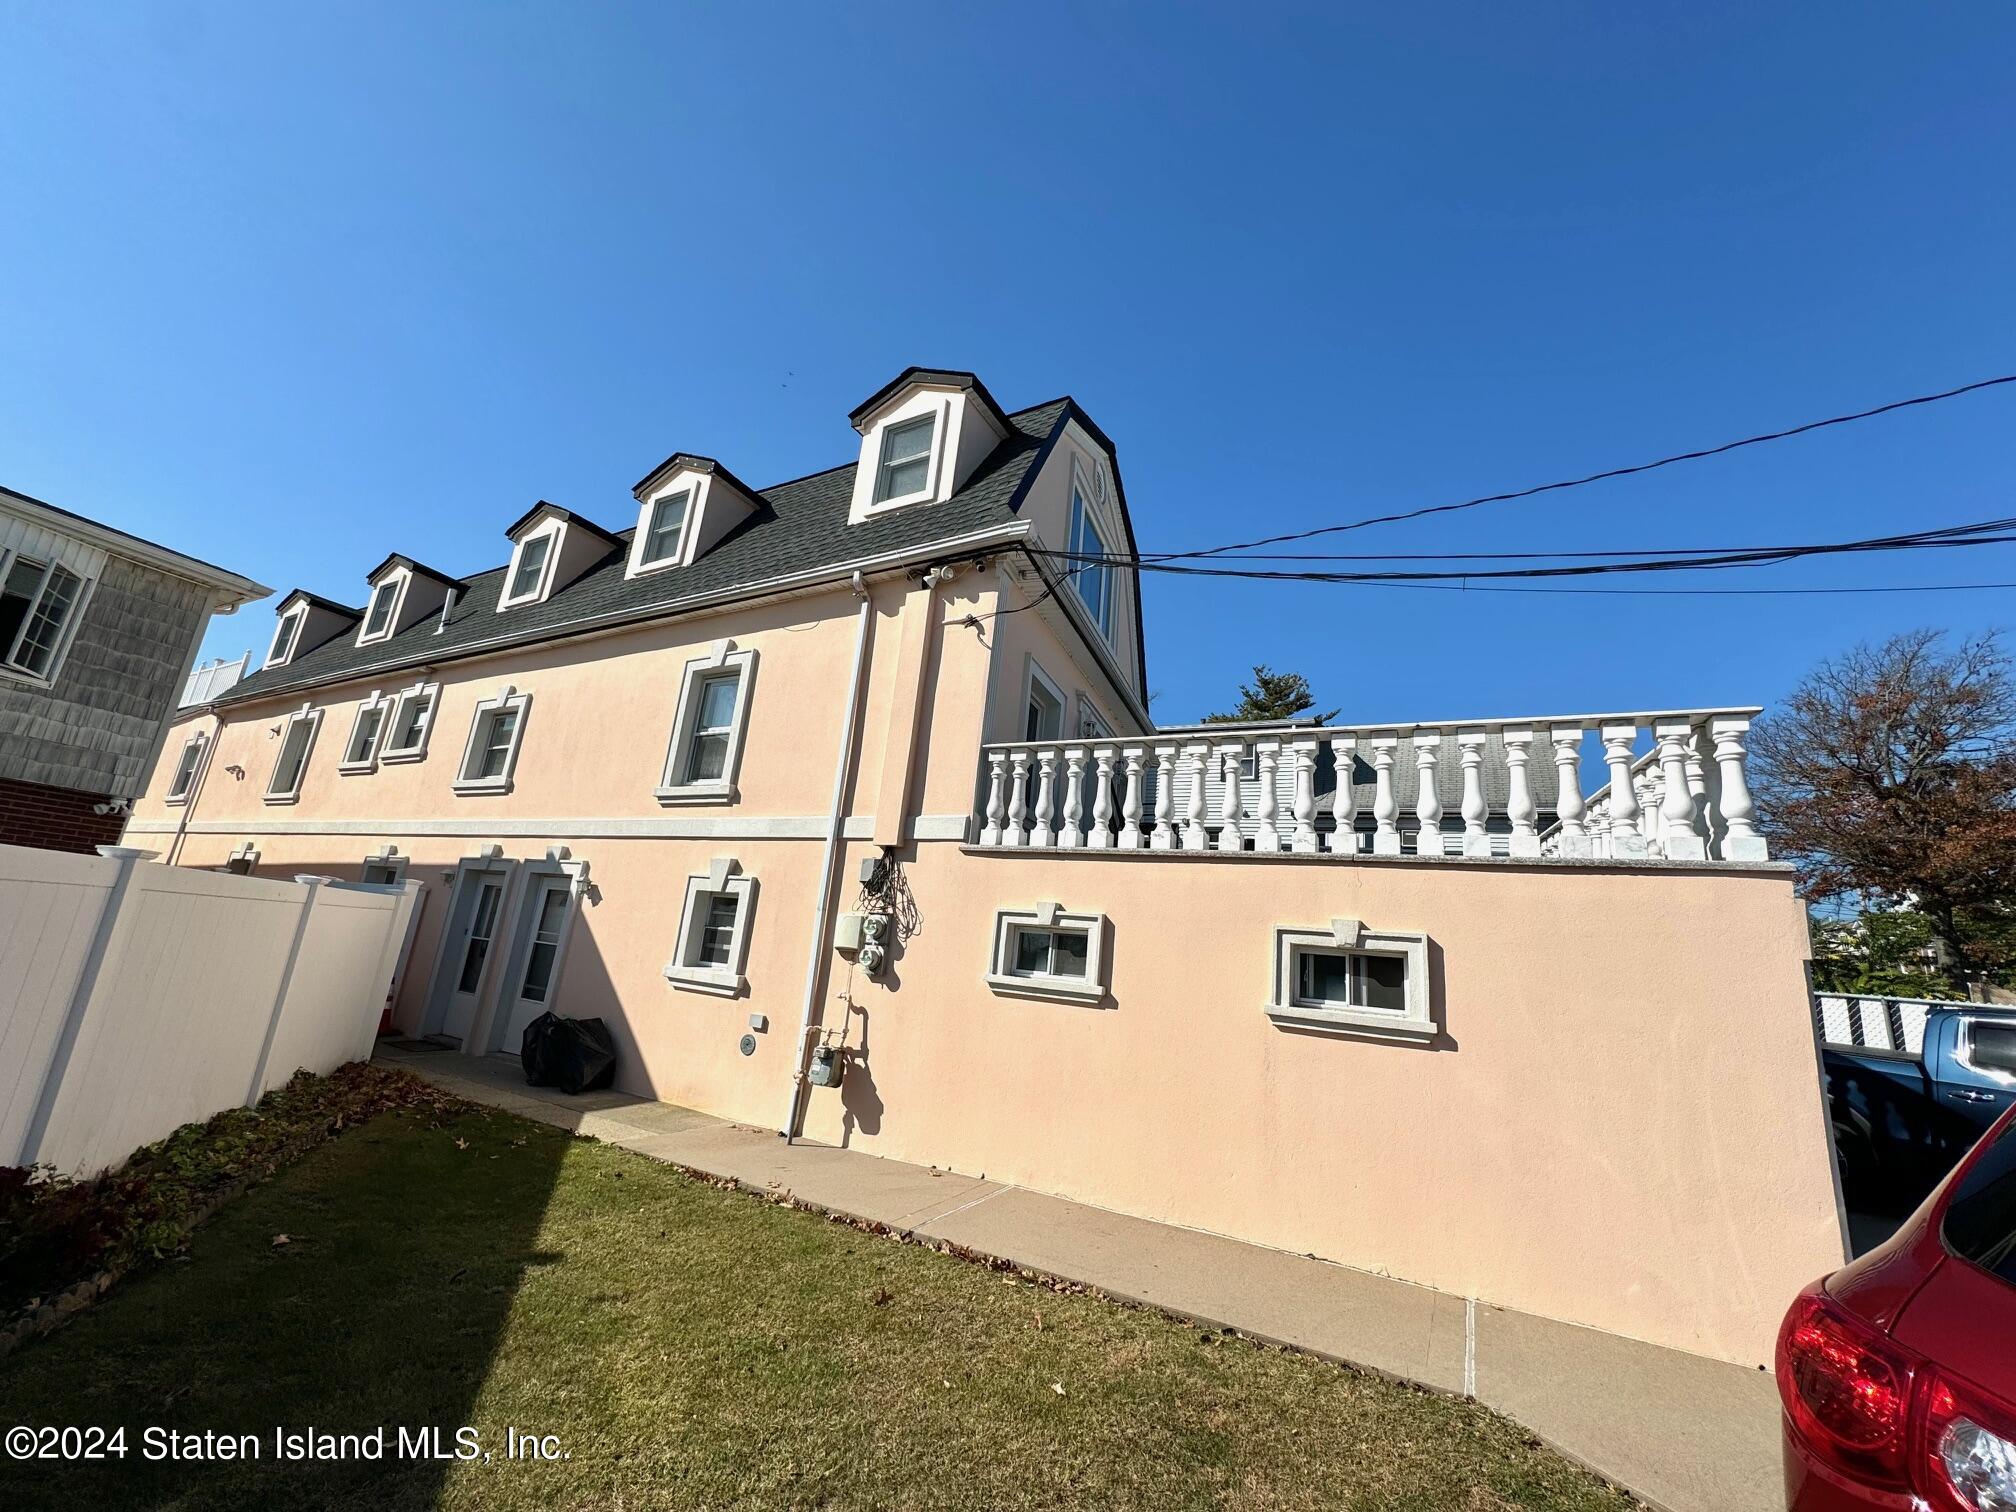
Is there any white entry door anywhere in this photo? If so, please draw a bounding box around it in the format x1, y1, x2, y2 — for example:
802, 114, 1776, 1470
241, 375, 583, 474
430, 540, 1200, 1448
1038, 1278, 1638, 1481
498, 877, 574, 1053
439, 870, 507, 1043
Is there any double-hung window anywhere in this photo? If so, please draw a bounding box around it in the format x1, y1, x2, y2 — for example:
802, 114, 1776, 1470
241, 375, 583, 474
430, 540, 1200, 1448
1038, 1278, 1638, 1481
454, 686, 531, 795
873, 414, 935, 503
380, 683, 439, 762
340, 693, 390, 773
360, 579, 399, 641
658, 646, 758, 804
0, 557, 88, 680
987, 905, 1108, 1003
664, 859, 758, 996
267, 607, 304, 668
504, 532, 554, 604
640, 489, 690, 567
165, 732, 208, 804
1067, 488, 1115, 643
265, 706, 323, 803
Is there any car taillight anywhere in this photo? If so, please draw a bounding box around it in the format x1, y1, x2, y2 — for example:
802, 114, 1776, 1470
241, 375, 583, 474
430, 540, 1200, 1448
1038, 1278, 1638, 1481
1922, 1370, 2016, 1512
1777, 1291, 1916, 1483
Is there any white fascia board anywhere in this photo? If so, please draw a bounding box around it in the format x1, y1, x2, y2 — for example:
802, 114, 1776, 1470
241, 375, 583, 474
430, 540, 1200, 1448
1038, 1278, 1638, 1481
0, 493, 271, 606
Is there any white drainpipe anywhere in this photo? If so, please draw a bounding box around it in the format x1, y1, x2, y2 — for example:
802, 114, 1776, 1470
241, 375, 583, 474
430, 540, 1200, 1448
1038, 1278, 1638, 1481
781, 570, 874, 1140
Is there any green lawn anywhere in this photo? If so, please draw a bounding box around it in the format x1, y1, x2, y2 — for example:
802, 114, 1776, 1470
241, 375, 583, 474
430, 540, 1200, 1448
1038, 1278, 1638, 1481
0, 1103, 1632, 1511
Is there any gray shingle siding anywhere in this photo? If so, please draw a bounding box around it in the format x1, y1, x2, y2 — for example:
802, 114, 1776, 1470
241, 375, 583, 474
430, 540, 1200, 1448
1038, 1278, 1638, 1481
0, 556, 211, 795
219, 399, 1073, 710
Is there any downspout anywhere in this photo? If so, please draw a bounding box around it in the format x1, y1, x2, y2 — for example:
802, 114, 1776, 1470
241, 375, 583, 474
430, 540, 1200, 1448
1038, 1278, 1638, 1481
781, 570, 874, 1140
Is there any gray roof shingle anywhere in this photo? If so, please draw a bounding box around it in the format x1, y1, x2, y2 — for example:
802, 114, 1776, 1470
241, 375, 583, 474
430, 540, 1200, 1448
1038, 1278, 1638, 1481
221, 399, 1072, 708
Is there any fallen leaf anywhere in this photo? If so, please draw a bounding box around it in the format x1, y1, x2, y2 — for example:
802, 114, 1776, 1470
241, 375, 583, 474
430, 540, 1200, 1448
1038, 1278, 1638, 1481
453, 1137, 468, 1150
1033, 1312, 1043, 1331
871, 1287, 894, 1307
448, 1268, 467, 1285
1051, 1382, 1066, 1396
271, 1234, 290, 1248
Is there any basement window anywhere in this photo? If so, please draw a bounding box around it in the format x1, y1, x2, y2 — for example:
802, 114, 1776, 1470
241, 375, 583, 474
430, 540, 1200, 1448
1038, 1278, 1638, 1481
1267, 922, 1432, 1038
664, 859, 758, 997
987, 906, 1108, 1004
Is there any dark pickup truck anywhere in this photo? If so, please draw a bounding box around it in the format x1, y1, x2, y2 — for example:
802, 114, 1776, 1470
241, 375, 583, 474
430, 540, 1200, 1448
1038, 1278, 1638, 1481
1817, 993, 2016, 1211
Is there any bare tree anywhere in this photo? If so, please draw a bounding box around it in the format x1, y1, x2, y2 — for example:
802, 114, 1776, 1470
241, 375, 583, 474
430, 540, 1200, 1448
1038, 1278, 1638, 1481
1751, 629, 2016, 994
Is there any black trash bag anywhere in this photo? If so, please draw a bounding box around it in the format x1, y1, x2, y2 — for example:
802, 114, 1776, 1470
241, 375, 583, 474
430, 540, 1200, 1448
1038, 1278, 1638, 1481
519, 1012, 617, 1095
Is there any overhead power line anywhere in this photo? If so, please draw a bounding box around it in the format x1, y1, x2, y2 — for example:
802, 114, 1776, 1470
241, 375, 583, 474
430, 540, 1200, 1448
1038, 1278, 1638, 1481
1129, 371, 2016, 563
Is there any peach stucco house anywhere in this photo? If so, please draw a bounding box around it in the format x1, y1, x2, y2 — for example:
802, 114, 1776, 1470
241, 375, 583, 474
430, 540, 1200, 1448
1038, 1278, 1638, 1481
129, 367, 1843, 1368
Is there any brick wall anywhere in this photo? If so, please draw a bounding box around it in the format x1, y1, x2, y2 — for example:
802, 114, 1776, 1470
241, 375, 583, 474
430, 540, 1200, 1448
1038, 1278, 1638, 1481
0, 775, 128, 853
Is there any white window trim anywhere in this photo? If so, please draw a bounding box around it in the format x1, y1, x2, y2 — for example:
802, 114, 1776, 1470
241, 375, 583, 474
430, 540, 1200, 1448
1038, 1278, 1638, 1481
360, 845, 409, 885
1066, 467, 1119, 647
986, 903, 1109, 1004
453, 684, 532, 795
663, 857, 758, 997
1266, 919, 1433, 1038
498, 522, 564, 610
855, 401, 950, 519
656, 642, 758, 806
266, 605, 305, 669
338, 690, 393, 774
379, 680, 441, 764
264, 703, 324, 805
1022, 656, 1066, 743
164, 729, 210, 805
0, 549, 95, 686
628, 485, 695, 576
355, 569, 410, 647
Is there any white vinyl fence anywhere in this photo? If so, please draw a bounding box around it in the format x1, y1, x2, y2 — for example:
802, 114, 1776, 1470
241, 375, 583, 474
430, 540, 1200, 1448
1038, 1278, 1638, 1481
0, 843, 420, 1176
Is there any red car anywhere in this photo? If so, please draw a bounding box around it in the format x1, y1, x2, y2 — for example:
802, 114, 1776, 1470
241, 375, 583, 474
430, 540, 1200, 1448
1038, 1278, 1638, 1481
1778, 1102, 2016, 1509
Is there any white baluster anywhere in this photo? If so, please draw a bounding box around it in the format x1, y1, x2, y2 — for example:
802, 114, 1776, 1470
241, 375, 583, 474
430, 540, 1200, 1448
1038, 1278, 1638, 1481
1370, 735, 1401, 855
1118, 746, 1146, 850
1686, 726, 1716, 844
1710, 715, 1769, 861
1458, 728, 1490, 857
1599, 722, 1647, 859
1253, 741, 1282, 852
1031, 748, 1058, 848
1504, 726, 1539, 857
1149, 743, 1177, 851
1089, 746, 1118, 850
1549, 724, 1589, 857
1058, 746, 1087, 849
1413, 730, 1444, 856
980, 750, 1006, 846
1181, 743, 1210, 850
1653, 719, 1705, 860
1216, 741, 1246, 852
1328, 736, 1358, 855
1003, 749, 1030, 847
1289, 738, 1320, 853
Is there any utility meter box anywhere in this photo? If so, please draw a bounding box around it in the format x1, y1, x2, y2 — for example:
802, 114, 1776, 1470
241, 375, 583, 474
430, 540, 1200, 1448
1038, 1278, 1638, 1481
808, 1044, 846, 1088
833, 912, 865, 952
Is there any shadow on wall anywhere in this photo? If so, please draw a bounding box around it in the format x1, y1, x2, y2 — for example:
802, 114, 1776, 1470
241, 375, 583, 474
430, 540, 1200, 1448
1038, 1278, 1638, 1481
837, 999, 884, 1148
0, 1089, 574, 1510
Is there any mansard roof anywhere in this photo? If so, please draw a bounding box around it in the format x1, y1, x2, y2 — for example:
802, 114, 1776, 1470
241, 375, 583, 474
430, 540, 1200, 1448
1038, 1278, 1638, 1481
221, 396, 1094, 708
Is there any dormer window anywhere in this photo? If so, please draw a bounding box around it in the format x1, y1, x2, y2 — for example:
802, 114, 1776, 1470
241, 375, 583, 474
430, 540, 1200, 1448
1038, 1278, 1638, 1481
640, 489, 690, 567
1068, 487, 1115, 642
874, 415, 936, 504
359, 578, 400, 643
267, 606, 304, 667
504, 531, 554, 605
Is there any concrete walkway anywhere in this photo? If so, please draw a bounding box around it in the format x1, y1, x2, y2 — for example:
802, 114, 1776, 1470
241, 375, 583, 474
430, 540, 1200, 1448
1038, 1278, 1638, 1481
375, 1043, 1783, 1512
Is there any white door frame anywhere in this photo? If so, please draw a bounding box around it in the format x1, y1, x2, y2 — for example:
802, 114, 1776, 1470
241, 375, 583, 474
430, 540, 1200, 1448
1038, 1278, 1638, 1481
417, 850, 523, 1044
474, 850, 593, 1055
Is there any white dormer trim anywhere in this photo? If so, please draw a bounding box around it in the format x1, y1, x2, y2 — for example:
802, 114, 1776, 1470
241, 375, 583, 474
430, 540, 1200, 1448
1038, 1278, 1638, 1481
847, 382, 1008, 525
625, 463, 764, 580
266, 604, 306, 668
499, 518, 564, 610
356, 567, 410, 647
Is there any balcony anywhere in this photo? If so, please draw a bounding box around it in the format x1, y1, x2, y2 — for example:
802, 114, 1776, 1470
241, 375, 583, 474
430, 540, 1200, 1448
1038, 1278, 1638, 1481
974, 708, 1768, 863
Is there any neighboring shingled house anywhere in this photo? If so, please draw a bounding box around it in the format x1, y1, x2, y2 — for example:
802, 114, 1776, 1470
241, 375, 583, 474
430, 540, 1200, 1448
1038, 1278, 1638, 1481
0, 484, 268, 851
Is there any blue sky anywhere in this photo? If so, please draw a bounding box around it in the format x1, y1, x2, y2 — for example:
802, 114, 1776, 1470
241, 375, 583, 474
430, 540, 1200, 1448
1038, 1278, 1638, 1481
3, 3, 2012, 724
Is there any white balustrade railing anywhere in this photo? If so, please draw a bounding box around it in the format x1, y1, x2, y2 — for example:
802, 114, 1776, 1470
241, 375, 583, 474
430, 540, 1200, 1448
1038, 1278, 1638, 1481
974, 708, 1770, 863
